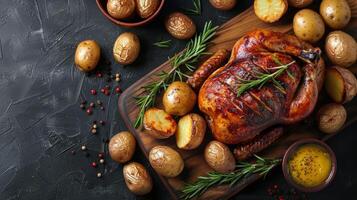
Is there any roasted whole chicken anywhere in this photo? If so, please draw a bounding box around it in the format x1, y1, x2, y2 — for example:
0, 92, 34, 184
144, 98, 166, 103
187, 30, 323, 160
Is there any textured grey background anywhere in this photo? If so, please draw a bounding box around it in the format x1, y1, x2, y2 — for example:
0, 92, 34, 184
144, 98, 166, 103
0, 0, 356, 199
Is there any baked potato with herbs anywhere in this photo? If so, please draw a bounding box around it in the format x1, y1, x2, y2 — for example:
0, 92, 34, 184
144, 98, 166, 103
254, 0, 288, 23
320, 0, 351, 29
75, 40, 101, 72
163, 81, 197, 116
149, 146, 184, 177
317, 103, 347, 134
123, 162, 153, 195
325, 31, 357, 68
143, 108, 177, 139
325, 66, 357, 103
176, 113, 206, 150
204, 141, 235, 173
109, 131, 136, 164
293, 9, 325, 43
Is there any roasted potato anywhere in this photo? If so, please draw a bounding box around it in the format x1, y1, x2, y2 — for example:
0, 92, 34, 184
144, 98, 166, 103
123, 162, 153, 195
149, 146, 184, 177
254, 0, 288, 23
320, 0, 351, 29
165, 12, 196, 40
107, 0, 135, 19
204, 141, 235, 173
176, 113, 206, 150
293, 9, 325, 43
163, 81, 197, 116
317, 103, 347, 134
113, 32, 140, 65
109, 131, 136, 163
325, 31, 357, 68
136, 0, 160, 18
209, 0, 237, 10
74, 40, 100, 72
143, 108, 177, 139
288, 0, 313, 8
325, 66, 357, 103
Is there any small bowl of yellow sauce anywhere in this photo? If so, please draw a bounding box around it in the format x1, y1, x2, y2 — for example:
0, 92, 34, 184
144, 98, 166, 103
282, 139, 337, 192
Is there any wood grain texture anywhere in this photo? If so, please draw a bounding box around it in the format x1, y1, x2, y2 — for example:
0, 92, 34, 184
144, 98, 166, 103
119, 1, 357, 199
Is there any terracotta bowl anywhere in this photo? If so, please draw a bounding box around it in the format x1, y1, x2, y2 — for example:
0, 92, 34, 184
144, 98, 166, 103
96, 0, 165, 27
282, 139, 337, 192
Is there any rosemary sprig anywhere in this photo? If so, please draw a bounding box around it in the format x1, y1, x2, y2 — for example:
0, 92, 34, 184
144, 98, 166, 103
184, 0, 202, 15
180, 155, 281, 200
134, 21, 218, 128
153, 39, 172, 48
237, 57, 296, 97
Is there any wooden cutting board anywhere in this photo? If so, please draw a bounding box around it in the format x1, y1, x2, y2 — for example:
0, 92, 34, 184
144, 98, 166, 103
118, 1, 357, 199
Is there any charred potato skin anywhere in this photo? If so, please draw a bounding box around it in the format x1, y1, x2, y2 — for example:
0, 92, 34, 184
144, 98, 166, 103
163, 81, 197, 116
165, 12, 196, 40
209, 0, 237, 10
123, 162, 153, 195
109, 131, 136, 164
254, 0, 288, 23
74, 40, 101, 72
176, 113, 207, 150
204, 141, 235, 173
325, 31, 357, 68
320, 0, 351, 29
113, 32, 141, 65
317, 103, 347, 134
136, 0, 160, 18
293, 9, 325, 43
288, 0, 313, 8
143, 108, 177, 139
107, 0, 136, 19
149, 146, 184, 177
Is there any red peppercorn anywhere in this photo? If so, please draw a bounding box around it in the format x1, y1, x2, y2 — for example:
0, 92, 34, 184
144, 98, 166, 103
90, 89, 97, 95
98, 153, 104, 158
100, 88, 105, 93
279, 195, 284, 200
104, 90, 110, 96
91, 162, 97, 168
273, 185, 278, 189
89, 102, 95, 107
86, 109, 92, 115
115, 87, 121, 94
96, 72, 103, 78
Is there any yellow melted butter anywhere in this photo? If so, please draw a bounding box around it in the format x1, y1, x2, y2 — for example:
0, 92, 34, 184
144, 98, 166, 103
288, 144, 332, 188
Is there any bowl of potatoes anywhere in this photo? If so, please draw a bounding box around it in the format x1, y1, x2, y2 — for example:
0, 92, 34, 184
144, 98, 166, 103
96, 0, 165, 27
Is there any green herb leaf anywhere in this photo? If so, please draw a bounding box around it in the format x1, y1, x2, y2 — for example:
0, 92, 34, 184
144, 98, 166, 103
134, 21, 218, 128
237, 57, 295, 97
184, 0, 201, 15
153, 39, 172, 48
180, 156, 281, 200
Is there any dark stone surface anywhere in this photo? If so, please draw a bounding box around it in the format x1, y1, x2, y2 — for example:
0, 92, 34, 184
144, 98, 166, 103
0, 0, 355, 199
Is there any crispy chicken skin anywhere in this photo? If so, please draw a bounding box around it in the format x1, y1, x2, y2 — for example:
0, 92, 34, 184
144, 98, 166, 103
195, 30, 321, 159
